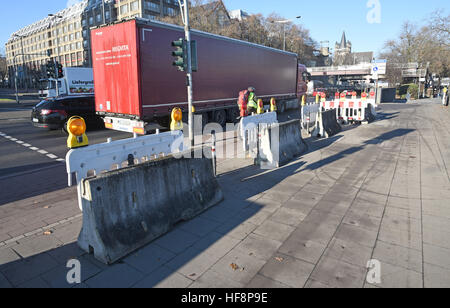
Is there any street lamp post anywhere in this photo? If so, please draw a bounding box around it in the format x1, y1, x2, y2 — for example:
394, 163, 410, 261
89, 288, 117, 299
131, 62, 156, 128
177, 0, 195, 148
272, 16, 301, 51
13, 34, 27, 92
49, 14, 63, 97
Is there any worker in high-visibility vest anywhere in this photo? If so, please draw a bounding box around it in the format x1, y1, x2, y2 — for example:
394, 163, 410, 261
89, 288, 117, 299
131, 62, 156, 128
247, 87, 258, 114
443, 87, 448, 106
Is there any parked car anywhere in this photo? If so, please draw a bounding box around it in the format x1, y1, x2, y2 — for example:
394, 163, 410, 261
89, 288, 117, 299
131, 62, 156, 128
31, 95, 102, 131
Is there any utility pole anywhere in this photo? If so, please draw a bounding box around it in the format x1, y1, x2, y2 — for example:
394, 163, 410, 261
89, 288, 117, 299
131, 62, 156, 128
102, 0, 106, 24
272, 16, 301, 51
13, 35, 27, 92
178, 0, 194, 148
49, 14, 63, 97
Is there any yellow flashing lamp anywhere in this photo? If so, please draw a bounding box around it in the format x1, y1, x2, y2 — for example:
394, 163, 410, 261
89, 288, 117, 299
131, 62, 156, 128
257, 99, 264, 114
67, 116, 89, 149
170, 107, 183, 131
270, 98, 277, 112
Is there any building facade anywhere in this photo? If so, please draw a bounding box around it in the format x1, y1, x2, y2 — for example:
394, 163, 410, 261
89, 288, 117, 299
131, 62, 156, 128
5, 0, 179, 88
116, 0, 179, 20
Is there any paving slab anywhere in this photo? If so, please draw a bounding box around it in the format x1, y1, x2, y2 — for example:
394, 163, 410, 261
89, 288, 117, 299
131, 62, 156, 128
323, 238, 373, 268
310, 256, 367, 288
373, 241, 422, 273
367, 261, 423, 288
258, 254, 315, 288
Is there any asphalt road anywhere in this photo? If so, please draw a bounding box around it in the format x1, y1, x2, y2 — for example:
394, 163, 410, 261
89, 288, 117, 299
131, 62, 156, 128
0, 99, 133, 205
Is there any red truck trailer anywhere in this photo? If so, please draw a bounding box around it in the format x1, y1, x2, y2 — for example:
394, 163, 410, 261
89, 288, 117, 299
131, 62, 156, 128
91, 18, 308, 134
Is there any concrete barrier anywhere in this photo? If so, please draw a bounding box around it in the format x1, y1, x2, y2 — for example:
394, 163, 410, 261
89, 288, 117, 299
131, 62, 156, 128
313, 110, 342, 138
77, 147, 223, 264
257, 119, 306, 169
365, 103, 376, 123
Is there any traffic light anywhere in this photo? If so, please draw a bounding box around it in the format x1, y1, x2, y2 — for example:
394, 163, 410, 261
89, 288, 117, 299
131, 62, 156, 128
57, 63, 64, 78
46, 61, 55, 78
172, 38, 187, 72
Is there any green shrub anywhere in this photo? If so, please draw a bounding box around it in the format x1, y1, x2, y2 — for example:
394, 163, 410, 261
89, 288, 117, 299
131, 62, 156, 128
398, 84, 419, 99
407, 84, 419, 99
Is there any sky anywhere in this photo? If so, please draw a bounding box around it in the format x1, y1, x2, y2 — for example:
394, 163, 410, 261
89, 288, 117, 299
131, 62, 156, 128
1, 0, 448, 57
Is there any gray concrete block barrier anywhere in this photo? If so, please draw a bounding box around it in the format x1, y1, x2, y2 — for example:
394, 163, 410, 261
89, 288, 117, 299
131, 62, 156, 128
77, 147, 223, 264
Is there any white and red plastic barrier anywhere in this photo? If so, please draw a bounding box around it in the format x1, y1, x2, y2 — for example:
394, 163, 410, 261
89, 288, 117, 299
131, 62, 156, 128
320, 91, 377, 124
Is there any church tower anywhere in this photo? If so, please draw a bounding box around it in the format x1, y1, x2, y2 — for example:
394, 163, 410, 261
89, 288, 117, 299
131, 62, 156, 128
334, 31, 352, 66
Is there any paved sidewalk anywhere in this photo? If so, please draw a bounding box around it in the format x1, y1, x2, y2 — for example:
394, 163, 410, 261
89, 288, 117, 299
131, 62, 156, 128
1, 99, 450, 288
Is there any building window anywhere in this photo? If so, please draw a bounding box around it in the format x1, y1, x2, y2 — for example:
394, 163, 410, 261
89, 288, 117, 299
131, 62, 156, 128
145, 1, 160, 12
120, 4, 128, 15
105, 10, 110, 20
96, 14, 102, 23
83, 30, 88, 38
165, 7, 176, 16
89, 16, 94, 25
131, 1, 139, 12
69, 24, 73, 32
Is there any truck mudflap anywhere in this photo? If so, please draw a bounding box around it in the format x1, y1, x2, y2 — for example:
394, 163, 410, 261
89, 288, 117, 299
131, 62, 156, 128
104, 116, 146, 135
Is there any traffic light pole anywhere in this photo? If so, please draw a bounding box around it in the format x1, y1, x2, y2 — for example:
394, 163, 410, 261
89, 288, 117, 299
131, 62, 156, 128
178, 0, 194, 148
54, 60, 59, 97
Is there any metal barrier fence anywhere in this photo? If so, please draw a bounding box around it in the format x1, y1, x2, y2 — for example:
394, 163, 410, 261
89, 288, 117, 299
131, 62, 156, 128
66, 130, 184, 210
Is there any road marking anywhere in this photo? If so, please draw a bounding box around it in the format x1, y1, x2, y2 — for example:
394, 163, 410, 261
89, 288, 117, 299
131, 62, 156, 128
0, 131, 65, 163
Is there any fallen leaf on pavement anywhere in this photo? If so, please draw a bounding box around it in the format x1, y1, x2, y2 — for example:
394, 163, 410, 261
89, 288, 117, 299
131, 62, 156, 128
275, 257, 284, 262
43, 230, 53, 235
230, 263, 239, 271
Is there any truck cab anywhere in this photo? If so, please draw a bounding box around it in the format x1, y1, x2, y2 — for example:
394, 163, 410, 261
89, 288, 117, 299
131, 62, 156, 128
39, 68, 94, 98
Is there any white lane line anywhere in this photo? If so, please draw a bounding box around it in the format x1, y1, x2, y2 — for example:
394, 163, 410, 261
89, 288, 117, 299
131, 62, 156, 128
0, 131, 65, 164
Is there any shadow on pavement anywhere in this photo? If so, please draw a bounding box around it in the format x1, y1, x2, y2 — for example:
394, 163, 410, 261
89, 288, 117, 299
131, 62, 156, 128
301, 128, 415, 173
0, 159, 308, 288
0, 162, 67, 207
0, 126, 416, 288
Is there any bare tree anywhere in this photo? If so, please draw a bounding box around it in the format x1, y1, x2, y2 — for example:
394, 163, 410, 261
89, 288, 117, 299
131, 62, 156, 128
380, 12, 450, 85
160, 1, 318, 64
0, 55, 7, 83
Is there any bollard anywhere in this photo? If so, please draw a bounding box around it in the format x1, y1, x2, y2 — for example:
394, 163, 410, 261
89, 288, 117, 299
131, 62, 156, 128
211, 132, 217, 177
127, 154, 135, 166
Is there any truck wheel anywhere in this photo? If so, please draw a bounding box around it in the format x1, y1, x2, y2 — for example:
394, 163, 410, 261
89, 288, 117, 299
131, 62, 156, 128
213, 110, 227, 127
201, 112, 209, 127
226, 108, 240, 123
156, 117, 170, 128
278, 101, 286, 113
62, 122, 68, 134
